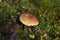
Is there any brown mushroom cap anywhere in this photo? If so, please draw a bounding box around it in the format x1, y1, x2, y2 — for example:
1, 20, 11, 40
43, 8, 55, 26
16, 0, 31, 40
19, 13, 39, 26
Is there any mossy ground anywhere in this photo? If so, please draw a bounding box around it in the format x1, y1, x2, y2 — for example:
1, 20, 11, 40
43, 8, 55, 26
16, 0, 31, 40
0, 0, 60, 40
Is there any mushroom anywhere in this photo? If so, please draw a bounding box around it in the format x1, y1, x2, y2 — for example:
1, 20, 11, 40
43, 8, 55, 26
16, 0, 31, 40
19, 13, 39, 26
19, 13, 39, 33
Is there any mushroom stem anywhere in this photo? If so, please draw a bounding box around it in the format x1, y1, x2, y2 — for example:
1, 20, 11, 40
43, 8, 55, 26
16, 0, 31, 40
31, 26, 34, 31
27, 7, 31, 13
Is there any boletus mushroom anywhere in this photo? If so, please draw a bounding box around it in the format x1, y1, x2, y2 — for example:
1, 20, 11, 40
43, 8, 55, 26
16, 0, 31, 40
19, 13, 39, 26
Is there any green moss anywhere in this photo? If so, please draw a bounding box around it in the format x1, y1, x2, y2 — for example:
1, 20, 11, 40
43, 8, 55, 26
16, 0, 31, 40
0, 0, 60, 40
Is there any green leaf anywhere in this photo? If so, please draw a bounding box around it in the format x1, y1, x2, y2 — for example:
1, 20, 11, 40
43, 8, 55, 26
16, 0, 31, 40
29, 34, 35, 39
